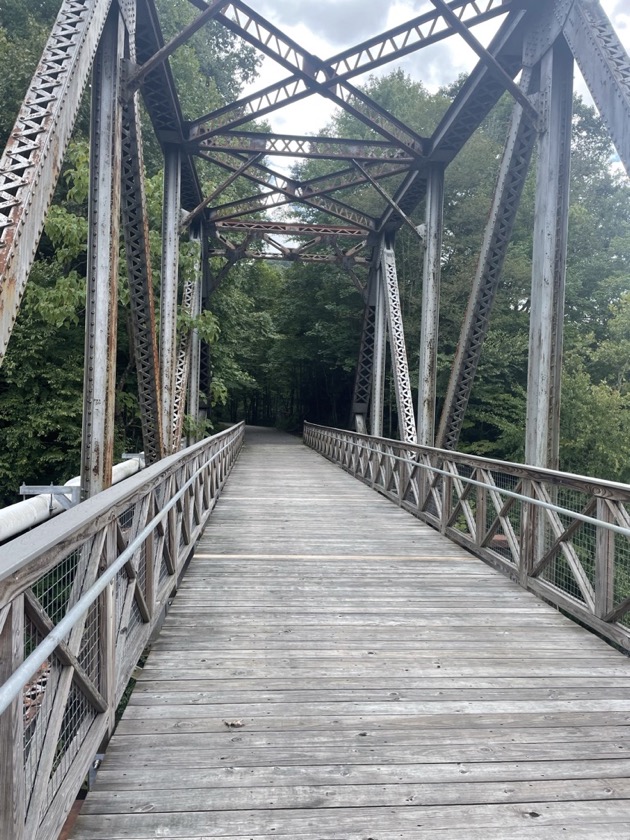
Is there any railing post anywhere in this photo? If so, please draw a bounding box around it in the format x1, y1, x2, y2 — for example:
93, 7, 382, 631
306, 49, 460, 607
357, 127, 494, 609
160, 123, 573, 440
519, 479, 536, 588
475, 470, 487, 548
99, 523, 118, 739
0, 596, 25, 840
595, 498, 615, 620
441, 468, 452, 535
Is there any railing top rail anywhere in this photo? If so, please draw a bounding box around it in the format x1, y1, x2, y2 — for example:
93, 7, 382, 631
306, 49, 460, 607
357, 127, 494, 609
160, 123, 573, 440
0, 422, 245, 586
304, 422, 630, 502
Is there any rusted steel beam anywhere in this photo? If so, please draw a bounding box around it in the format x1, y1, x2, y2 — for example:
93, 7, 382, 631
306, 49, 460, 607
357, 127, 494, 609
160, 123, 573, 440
0, 0, 114, 365
81, 8, 124, 499
121, 83, 165, 466
130, 0, 227, 87
562, 0, 630, 175
212, 220, 370, 238
436, 69, 536, 452
134, 0, 202, 211
195, 131, 413, 162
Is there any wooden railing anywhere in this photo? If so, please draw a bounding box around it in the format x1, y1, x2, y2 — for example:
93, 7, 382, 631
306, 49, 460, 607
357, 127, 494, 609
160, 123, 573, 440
305, 423, 630, 652
0, 422, 244, 840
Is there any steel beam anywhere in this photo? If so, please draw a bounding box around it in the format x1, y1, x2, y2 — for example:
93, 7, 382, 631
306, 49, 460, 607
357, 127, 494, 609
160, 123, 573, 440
172, 239, 200, 451
436, 69, 536, 451
205, 249, 369, 266
379, 8, 530, 234
130, 0, 226, 86
562, 0, 630, 174
187, 231, 203, 445
81, 7, 124, 498
352, 269, 377, 428
202, 152, 398, 230
190, 0, 516, 144
525, 37, 573, 469
212, 220, 369, 238
0, 0, 113, 365
160, 146, 182, 455
134, 0, 202, 211
382, 246, 417, 444
370, 258, 387, 438
197, 132, 413, 162
417, 166, 444, 447
121, 82, 164, 465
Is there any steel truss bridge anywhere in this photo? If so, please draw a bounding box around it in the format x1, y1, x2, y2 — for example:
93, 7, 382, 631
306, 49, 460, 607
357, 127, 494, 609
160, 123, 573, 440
2, 0, 630, 837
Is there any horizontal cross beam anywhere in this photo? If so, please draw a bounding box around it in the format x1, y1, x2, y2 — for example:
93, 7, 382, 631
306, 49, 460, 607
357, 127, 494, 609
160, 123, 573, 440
212, 220, 370, 238
195, 131, 414, 162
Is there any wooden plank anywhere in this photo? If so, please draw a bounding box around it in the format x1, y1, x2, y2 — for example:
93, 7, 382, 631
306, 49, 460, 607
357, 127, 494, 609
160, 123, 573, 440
93, 758, 630, 790
69, 799, 630, 838
80, 777, 630, 814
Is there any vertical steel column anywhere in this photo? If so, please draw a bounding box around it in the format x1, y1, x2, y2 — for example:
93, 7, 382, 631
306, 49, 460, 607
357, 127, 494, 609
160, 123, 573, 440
370, 252, 387, 438
381, 246, 417, 444
436, 68, 536, 451
417, 165, 444, 447
121, 79, 164, 465
525, 38, 573, 468
160, 146, 182, 455
198, 233, 212, 429
351, 266, 377, 433
81, 8, 123, 499
187, 230, 203, 446
172, 232, 201, 450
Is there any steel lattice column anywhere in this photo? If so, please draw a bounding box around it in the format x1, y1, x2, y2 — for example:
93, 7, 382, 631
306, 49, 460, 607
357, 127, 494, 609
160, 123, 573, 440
525, 37, 573, 469
187, 229, 203, 445
160, 146, 182, 454
172, 234, 201, 450
121, 80, 164, 465
436, 68, 536, 451
81, 7, 123, 498
417, 165, 444, 447
370, 257, 387, 438
382, 246, 417, 444
351, 267, 377, 433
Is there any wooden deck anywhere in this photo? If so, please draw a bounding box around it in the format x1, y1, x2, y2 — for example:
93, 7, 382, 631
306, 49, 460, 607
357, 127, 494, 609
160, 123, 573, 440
70, 428, 630, 839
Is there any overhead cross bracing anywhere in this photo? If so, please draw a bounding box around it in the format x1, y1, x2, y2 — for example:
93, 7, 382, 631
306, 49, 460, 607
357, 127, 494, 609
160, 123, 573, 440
0, 0, 629, 490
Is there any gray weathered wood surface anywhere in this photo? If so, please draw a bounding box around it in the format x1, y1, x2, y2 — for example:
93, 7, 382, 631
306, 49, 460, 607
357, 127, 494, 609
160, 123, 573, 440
69, 427, 630, 838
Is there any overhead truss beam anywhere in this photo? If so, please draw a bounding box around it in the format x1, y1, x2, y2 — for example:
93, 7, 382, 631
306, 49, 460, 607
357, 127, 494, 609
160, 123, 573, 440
195, 131, 414, 162
189, 0, 517, 147
211, 220, 370, 238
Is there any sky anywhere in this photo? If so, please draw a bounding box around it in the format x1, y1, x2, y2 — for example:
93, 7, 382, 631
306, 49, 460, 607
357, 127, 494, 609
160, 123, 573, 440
237, 0, 630, 137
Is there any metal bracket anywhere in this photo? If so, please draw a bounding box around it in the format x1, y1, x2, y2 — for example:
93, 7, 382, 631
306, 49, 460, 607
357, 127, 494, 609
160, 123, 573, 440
88, 753, 105, 791
19, 484, 81, 511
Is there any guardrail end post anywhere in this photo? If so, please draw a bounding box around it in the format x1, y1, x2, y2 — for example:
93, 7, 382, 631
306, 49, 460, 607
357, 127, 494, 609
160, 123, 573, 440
0, 596, 25, 840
